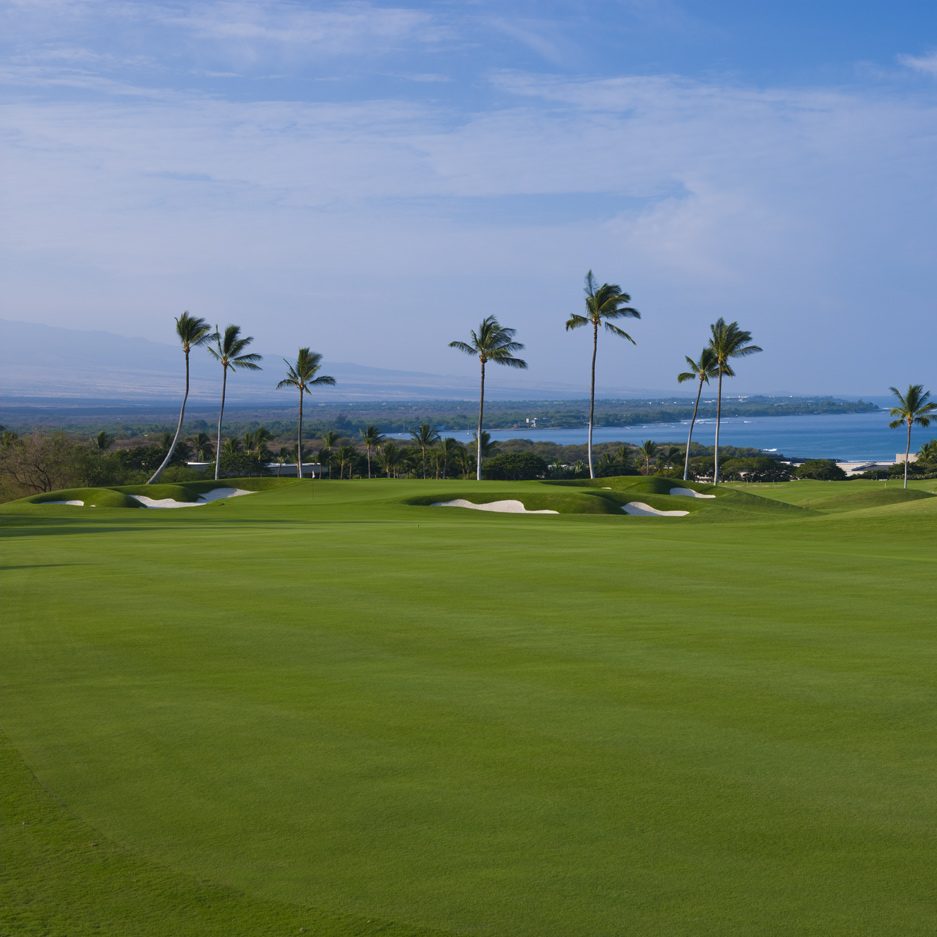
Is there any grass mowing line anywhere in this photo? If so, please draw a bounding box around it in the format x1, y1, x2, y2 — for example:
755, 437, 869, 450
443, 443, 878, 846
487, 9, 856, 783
0, 727, 452, 937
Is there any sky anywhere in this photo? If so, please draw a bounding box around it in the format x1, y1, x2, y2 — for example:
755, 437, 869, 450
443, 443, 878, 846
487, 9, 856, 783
2, 0, 936, 396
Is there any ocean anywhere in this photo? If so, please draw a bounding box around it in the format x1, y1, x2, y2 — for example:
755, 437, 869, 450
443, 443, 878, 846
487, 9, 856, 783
460, 410, 930, 462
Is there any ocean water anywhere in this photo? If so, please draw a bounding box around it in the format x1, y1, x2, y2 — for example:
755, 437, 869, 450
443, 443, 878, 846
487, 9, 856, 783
462, 410, 933, 461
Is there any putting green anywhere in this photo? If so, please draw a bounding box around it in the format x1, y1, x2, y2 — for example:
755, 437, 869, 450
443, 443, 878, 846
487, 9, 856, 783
3, 477, 937, 936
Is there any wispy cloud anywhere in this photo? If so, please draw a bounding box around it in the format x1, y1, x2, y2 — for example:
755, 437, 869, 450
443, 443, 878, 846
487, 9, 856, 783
898, 50, 937, 76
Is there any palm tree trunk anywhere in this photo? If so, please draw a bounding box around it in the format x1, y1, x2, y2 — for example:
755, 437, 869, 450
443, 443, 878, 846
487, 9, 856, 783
296, 390, 304, 479
366, 446, 372, 479
214, 364, 228, 481
904, 420, 911, 489
148, 350, 190, 484
587, 324, 597, 479
683, 378, 704, 481
476, 360, 486, 481
713, 370, 724, 485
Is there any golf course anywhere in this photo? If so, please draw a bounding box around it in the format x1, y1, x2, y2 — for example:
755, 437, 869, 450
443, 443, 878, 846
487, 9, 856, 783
3, 475, 937, 936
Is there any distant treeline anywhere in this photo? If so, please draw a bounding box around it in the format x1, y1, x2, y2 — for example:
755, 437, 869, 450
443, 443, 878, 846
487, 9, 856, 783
0, 395, 878, 436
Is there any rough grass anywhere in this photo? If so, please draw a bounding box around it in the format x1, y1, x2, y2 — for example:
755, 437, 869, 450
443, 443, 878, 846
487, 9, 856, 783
3, 476, 937, 936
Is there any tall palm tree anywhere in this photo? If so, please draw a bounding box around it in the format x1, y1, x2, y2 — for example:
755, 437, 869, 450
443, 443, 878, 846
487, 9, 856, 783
410, 423, 440, 478
889, 384, 937, 489
360, 425, 384, 479
449, 316, 527, 480
677, 347, 719, 481
207, 324, 262, 481
148, 312, 213, 484
566, 271, 640, 479
707, 318, 762, 485
276, 349, 335, 478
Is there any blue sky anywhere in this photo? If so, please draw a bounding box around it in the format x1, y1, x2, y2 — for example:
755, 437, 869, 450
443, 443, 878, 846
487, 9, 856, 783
2, 0, 936, 395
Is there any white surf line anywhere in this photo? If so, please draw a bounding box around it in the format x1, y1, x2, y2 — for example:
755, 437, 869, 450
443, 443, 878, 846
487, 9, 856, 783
669, 487, 716, 499
131, 487, 256, 509
432, 498, 558, 514
622, 501, 689, 517
39, 499, 84, 506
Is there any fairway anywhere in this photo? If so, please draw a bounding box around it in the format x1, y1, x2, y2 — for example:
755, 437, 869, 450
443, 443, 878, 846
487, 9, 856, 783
3, 477, 937, 936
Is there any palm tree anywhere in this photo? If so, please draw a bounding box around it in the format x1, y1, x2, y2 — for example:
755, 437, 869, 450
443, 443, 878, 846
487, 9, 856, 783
360, 425, 383, 479
148, 311, 213, 483
566, 271, 640, 479
93, 430, 114, 451
918, 439, 937, 466
707, 318, 762, 485
207, 325, 262, 481
243, 427, 273, 460
677, 348, 719, 481
188, 432, 214, 462
276, 349, 336, 478
889, 384, 937, 489
320, 429, 340, 479
449, 316, 527, 480
639, 439, 658, 475
378, 440, 403, 478
336, 445, 357, 479
438, 437, 463, 479
410, 423, 440, 478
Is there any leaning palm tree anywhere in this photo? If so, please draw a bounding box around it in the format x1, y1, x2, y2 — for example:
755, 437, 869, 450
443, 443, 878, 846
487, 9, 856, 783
707, 318, 762, 485
566, 271, 640, 479
677, 347, 719, 481
360, 425, 384, 479
889, 384, 937, 489
450, 316, 527, 480
148, 312, 213, 484
410, 423, 440, 479
207, 324, 262, 480
276, 349, 336, 478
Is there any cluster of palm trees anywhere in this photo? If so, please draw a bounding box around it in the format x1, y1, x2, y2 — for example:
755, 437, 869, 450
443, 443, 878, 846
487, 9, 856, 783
147, 283, 933, 491
149, 282, 767, 486
148, 314, 263, 484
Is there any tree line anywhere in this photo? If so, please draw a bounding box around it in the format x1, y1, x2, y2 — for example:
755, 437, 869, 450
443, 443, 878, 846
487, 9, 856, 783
5, 270, 934, 493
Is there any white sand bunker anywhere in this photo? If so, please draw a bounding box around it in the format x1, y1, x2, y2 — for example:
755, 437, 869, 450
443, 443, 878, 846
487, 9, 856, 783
40, 499, 84, 506
131, 487, 255, 509
622, 501, 689, 517
433, 498, 558, 515
670, 487, 716, 499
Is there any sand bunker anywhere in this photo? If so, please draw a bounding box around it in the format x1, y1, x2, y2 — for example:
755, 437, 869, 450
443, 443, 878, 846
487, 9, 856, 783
670, 487, 716, 499
131, 487, 255, 509
622, 501, 689, 517
40, 499, 84, 506
433, 499, 558, 514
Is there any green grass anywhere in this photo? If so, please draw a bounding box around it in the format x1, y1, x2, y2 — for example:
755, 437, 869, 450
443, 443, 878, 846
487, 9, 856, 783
3, 476, 937, 936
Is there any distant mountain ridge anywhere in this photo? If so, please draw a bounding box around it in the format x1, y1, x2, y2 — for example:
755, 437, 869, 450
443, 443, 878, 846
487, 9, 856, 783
0, 318, 670, 402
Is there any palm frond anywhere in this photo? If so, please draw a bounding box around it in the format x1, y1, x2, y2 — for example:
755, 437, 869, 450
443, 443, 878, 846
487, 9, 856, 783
565, 314, 589, 331
604, 322, 636, 343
